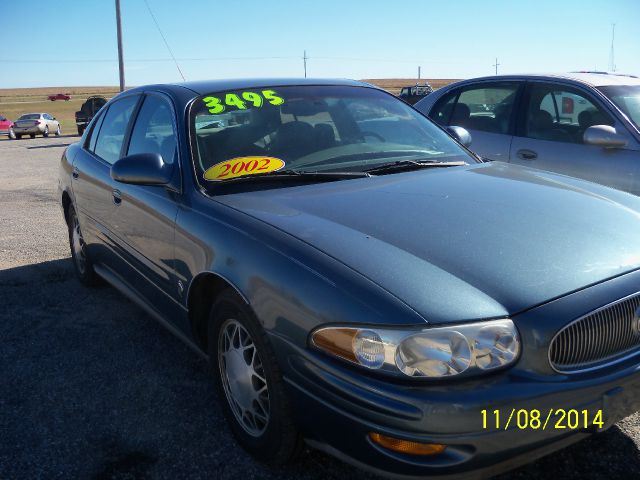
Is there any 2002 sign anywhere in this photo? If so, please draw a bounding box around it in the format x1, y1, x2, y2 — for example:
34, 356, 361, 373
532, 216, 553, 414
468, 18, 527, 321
202, 90, 285, 115
204, 156, 285, 181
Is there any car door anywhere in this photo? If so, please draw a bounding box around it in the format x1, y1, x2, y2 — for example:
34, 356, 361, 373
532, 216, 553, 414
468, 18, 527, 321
71, 94, 140, 264
109, 92, 181, 310
510, 82, 640, 195
427, 82, 521, 162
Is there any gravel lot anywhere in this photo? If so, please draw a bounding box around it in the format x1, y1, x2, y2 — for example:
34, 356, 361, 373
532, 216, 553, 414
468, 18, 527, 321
1, 135, 639, 480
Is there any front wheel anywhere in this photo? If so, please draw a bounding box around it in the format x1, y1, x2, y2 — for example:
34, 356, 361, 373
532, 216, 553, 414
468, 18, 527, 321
8, 128, 16, 139
55, 124, 61, 136
208, 291, 302, 464
29, 134, 35, 139
43, 126, 49, 137
77, 125, 85, 136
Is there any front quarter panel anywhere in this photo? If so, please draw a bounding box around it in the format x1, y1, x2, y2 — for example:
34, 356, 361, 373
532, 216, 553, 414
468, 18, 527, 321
174, 191, 428, 350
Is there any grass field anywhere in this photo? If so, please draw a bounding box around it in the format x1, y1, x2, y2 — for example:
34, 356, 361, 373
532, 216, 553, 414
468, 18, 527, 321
0, 79, 459, 135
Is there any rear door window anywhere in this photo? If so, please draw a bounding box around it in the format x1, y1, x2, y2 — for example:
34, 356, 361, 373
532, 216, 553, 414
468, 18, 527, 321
92, 95, 139, 164
455, 83, 519, 134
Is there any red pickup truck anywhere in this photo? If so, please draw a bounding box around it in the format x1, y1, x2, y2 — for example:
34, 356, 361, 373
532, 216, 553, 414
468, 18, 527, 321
48, 93, 71, 101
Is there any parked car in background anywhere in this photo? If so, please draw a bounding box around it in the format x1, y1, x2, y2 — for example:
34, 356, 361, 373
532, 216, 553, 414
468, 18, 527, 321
59, 78, 640, 480
0, 115, 13, 138
12, 113, 61, 139
415, 72, 640, 196
398, 82, 433, 104
75, 95, 107, 135
48, 93, 71, 101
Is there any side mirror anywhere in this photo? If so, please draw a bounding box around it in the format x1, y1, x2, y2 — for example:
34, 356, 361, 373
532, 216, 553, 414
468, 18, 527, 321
583, 125, 627, 149
111, 152, 173, 185
447, 126, 472, 147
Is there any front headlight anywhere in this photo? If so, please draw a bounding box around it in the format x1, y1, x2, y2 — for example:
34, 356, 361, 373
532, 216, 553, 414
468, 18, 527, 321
310, 319, 520, 379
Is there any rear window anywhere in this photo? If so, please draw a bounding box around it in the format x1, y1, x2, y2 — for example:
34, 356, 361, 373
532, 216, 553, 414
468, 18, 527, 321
19, 114, 40, 120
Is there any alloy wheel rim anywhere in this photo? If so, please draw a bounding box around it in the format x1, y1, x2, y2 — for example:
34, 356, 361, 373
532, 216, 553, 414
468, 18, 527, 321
218, 319, 270, 437
71, 214, 86, 274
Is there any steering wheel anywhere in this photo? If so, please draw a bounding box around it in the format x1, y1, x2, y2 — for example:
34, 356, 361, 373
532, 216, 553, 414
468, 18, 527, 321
360, 131, 386, 142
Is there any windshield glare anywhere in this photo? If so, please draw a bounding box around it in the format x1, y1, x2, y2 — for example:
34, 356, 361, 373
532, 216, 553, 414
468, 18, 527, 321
190, 85, 473, 183
598, 85, 640, 129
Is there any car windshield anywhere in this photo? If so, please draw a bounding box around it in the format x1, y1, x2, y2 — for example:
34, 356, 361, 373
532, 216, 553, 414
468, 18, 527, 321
19, 114, 40, 120
190, 85, 474, 183
598, 85, 640, 129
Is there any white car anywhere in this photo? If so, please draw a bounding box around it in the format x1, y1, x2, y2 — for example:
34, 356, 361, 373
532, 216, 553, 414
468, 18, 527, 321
11, 113, 61, 139
415, 72, 640, 196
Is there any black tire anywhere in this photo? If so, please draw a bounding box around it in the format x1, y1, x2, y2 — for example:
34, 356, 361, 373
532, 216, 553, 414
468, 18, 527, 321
43, 126, 49, 137
77, 126, 85, 136
16, 134, 22, 140
29, 134, 35, 139
207, 290, 302, 465
66, 205, 101, 286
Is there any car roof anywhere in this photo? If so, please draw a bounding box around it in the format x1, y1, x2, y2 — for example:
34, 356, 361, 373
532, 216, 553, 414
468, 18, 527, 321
449, 72, 640, 87
128, 78, 379, 96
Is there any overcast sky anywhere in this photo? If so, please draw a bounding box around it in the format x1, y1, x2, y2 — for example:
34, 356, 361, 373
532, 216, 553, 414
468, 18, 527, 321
1, 0, 638, 88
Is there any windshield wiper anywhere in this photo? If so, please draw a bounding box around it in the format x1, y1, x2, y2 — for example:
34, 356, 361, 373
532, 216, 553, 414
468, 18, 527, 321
211, 169, 371, 185
364, 160, 467, 175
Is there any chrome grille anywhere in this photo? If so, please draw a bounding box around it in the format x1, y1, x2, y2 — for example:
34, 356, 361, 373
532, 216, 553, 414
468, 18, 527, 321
549, 293, 640, 373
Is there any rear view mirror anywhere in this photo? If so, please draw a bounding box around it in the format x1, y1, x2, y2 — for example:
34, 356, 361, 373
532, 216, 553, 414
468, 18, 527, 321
446, 126, 472, 147
583, 125, 627, 149
111, 152, 173, 185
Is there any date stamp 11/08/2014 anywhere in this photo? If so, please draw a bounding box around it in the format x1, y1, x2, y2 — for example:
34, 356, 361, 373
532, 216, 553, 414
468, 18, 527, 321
481, 409, 604, 431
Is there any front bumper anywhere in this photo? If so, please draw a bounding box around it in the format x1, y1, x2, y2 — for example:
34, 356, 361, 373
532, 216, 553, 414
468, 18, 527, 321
274, 269, 640, 479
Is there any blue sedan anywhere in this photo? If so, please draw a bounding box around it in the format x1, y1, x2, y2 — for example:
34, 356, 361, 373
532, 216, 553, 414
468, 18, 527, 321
58, 78, 640, 479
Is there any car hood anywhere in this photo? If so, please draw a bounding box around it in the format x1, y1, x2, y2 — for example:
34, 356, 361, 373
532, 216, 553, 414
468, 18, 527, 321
215, 162, 640, 323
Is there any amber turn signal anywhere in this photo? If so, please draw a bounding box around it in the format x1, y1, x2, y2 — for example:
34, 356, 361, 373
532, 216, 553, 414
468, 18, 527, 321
369, 432, 447, 456
311, 327, 359, 363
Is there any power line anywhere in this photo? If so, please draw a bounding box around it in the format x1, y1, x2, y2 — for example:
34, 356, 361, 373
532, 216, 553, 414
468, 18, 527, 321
143, 0, 185, 81
0, 56, 300, 64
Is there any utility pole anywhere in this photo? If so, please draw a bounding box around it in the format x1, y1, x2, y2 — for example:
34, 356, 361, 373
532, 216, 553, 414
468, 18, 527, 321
608, 23, 616, 72
418, 66, 421, 80
115, 0, 125, 92
492, 57, 500, 75
303, 50, 308, 78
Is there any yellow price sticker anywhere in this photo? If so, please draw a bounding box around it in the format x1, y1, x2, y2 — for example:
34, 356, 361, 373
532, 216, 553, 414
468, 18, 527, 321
204, 156, 285, 181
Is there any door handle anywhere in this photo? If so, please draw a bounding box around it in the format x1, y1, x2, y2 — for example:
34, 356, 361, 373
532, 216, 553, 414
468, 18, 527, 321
112, 188, 122, 205
72, 166, 80, 179
516, 149, 538, 160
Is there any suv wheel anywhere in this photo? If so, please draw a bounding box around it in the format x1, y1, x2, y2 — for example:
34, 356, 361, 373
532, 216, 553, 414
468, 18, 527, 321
208, 290, 302, 464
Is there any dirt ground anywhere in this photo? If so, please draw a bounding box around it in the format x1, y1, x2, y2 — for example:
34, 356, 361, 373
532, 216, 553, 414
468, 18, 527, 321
1, 134, 639, 479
